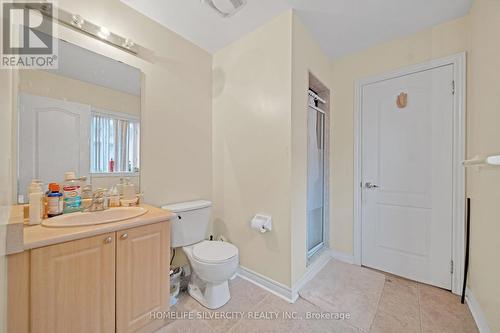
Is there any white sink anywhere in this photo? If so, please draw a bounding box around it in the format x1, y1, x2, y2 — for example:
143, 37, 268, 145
41, 207, 149, 228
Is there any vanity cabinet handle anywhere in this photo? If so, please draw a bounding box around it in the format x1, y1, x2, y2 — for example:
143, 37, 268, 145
120, 233, 128, 240
104, 236, 113, 244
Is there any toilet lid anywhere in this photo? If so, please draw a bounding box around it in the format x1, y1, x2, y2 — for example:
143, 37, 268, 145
193, 241, 238, 263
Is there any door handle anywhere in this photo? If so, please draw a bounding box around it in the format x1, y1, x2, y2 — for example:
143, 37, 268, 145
120, 233, 128, 240
365, 182, 379, 189
103, 236, 113, 244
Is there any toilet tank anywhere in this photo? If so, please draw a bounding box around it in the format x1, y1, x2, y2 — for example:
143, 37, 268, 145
162, 200, 212, 248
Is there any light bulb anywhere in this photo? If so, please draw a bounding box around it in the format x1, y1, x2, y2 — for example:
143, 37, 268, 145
97, 27, 110, 39
123, 38, 134, 49
71, 14, 84, 28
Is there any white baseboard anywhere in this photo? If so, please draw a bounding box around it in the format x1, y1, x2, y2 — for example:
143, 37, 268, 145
291, 250, 332, 299
330, 249, 354, 264
237, 250, 333, 303
237, 266, 295, 303
465, 287, 491, 333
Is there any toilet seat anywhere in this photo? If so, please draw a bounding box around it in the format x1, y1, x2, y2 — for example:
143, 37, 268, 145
193, 241, 238, 263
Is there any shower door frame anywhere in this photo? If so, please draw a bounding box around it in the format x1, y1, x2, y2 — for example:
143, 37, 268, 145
306, 93, 330, 262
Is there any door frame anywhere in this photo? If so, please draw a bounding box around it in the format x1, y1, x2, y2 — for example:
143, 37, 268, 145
353, 52, 466, 295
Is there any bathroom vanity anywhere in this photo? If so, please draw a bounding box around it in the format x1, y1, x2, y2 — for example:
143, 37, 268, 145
5, 14, 175, 333
6, 205, 173, 333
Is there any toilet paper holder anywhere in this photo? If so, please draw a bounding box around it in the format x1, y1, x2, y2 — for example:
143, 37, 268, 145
251, 214, 272, 233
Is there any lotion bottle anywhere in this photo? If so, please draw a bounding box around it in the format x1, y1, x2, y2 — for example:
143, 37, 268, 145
29, 181, 44, 225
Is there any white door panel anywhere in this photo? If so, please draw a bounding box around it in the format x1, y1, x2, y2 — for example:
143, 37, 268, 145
18, 93, 90, 200
361, 65, 454, 289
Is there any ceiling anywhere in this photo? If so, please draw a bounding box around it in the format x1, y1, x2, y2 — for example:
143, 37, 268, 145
121, 0, 473, 59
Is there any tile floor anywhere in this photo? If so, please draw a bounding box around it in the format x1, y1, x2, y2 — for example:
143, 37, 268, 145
157, 260, 479, 333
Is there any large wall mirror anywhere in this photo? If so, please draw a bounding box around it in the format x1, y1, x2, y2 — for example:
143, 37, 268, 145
16, 39, 141, 203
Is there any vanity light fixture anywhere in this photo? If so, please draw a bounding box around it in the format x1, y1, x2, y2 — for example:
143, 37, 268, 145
33, 3, 141, 55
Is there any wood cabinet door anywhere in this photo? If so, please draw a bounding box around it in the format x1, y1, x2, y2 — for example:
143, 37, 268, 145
31, 233, 116, 333
116, 222, 170, 333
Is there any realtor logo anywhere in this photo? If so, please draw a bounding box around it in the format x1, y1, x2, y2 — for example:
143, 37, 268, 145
1, 1, 58, 68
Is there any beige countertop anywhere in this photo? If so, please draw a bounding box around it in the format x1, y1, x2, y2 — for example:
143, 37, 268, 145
8, 204, 173, 252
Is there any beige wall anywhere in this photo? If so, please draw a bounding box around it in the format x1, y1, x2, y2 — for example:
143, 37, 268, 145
18, 70, 140, 116
466, 0, 500, 331
290, 13, 332, 285
213, 11, 293, 286
35, 0, 213, 207
330, 16, 468, 254
212, 10, 333, 287
0, 68, 14, 333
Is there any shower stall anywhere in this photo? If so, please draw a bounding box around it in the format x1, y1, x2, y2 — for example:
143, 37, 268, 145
306, 76, 329, 260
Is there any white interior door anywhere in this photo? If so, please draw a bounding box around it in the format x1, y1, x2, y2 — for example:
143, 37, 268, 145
18, 93, 91, 201
361, 65, 454, 289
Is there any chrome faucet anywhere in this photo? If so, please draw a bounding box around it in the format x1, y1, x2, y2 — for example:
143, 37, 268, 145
85, 188, 108, 212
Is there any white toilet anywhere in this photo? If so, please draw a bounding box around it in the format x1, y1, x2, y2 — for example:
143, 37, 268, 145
162, 200, 239, 309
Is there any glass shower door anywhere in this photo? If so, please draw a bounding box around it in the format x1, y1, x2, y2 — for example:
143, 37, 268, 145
307, 103, 325, 258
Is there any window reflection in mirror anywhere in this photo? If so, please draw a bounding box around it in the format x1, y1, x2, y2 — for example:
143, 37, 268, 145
90, 111, 140, 174
16, 39, 141, 203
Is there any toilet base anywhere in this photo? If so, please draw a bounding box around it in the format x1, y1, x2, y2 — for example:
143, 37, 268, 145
188, 279, 231, 309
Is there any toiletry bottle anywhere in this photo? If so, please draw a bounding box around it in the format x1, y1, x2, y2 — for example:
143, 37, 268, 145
29, 181, 44, 225
28, 179, 44, 219
108, 186, 120, 207
122, 178, 136, 200
62, 171, 82, 214
117, 178, 124, 195
81, 185, 93, 211
28, 179, 42, 193
47, 183, 63, 217
27, 179, 43, 203
109, 158, 115, 172
121, 178, 137, 206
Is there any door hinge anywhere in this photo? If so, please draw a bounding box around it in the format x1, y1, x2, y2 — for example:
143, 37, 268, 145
450, 260, 454, 274
451, 80, 455, 95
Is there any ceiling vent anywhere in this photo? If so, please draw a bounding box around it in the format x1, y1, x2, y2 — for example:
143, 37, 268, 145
204, 0, 247, 18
